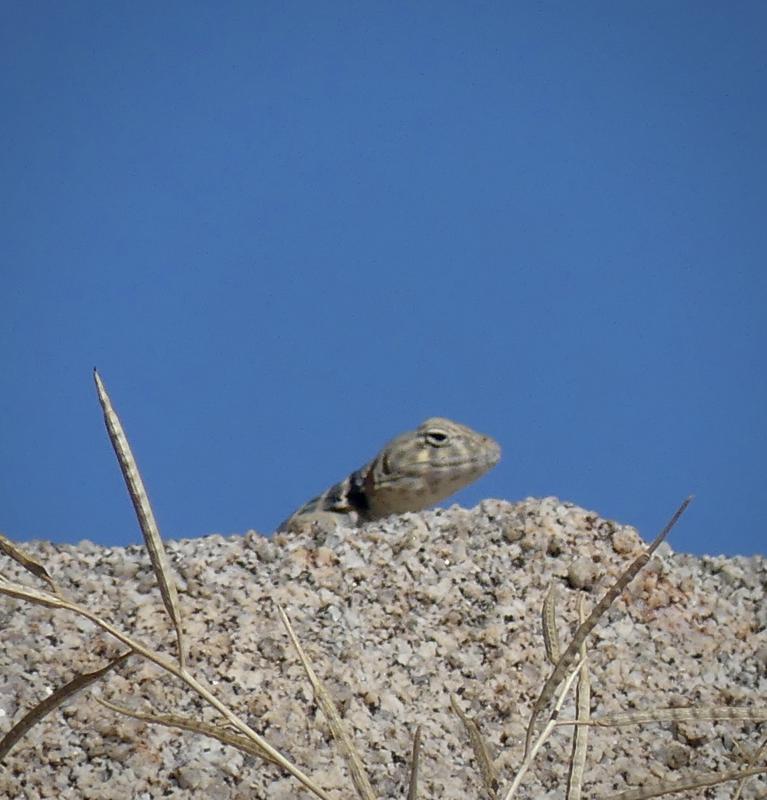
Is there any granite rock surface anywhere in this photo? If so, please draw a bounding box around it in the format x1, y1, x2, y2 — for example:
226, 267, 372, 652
1, 498, 766, 799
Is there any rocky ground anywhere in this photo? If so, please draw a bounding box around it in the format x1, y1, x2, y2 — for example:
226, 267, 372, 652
1, 497, 766, 799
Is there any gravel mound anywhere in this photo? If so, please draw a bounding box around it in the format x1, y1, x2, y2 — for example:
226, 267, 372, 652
1, 497, 766, 799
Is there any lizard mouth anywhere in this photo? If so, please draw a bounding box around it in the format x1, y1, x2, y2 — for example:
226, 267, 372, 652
419, 450, 501, 473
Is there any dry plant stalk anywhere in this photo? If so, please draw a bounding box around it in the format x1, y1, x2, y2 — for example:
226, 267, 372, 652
406, 726, 422, 800
605, 765, 767, 800
93, 369, 186, 670
733, 735, 767, 800
0, 532, 58, 594
0, 652, 131, 761
96, 698, 279, 765
565, 594, 590, 800
450, 694, 498, 799
278, 604, 377, 800
524, 496, 693, 756
541, 583, 561, 665
501, 658, 585, 800
558, 706, 767, 728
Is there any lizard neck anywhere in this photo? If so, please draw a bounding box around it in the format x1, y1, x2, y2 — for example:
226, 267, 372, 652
343, 467, 373, 519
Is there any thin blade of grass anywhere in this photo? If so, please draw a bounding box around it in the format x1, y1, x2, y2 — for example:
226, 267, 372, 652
450, 694, 498, 799
606, 766, 767, 799
406, 725, 422, 800
566, 594, 590, 800
0, 651, 131, 761
542, 583, 560, 665
524, 497, 692, 756
96, 699, 278, 765
278, 604, 377, 800
93, 369, 186, 670
0, 532, 58, 593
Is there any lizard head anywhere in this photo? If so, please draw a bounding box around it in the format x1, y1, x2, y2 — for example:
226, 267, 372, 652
368, 417, 501, 516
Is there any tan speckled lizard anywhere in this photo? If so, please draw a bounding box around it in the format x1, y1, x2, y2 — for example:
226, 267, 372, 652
277, 417, 501, 532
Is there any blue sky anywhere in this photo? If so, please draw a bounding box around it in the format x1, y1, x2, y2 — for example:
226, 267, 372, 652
2, 4, 765, 556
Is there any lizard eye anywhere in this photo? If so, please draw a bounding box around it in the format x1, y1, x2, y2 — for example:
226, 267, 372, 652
425, 429, 449, 447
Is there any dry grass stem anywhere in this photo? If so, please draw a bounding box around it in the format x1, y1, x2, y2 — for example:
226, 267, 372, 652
278, 604, 377, 800
524, 496, 692, 755
566, 594, 590, 800
93, 369, 186, 670
501, 659, 584, 800
606, 766, 767, 799
558, 706, 767, 728
0, 532, 58, 593
96, 699, 279, 765
0, 651, 131, 761
0, 579, 85, 611
406, 725, 422, 800
542, 583, 560, 665
450, 694, 498, 798
732, 735, 767, 800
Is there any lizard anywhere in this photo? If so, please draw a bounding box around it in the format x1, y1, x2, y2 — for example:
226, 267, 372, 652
277, 417, 501, 533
